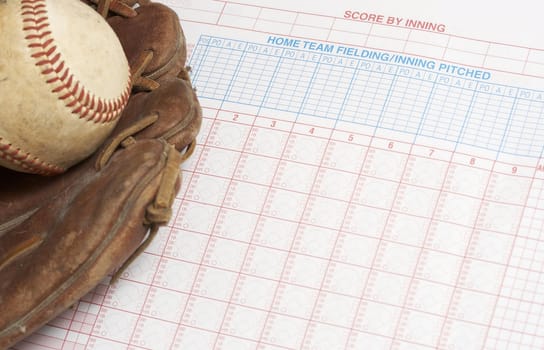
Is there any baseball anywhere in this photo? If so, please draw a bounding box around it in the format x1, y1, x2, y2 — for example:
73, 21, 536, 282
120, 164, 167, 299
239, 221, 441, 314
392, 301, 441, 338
0, 0, 131, 175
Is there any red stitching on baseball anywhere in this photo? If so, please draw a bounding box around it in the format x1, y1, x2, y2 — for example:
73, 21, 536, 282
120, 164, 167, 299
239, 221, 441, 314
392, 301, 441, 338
21, 0, 131, 125
0, 137, 64, 176
24, 32, 51, 40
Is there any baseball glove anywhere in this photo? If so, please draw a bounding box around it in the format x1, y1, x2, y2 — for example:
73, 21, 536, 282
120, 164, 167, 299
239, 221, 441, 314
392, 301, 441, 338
0, 1, 202, 348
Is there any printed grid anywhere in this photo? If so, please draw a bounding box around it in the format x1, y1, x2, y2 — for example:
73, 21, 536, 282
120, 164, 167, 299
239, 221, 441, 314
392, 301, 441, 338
190, 36, 544, 158
16, 82, 544, 350
53, 107, 543, 350
11, 4, 544, 350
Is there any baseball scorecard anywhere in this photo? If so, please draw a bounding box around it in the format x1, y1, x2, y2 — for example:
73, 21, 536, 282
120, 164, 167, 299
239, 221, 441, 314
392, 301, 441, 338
14, 0, 544, 349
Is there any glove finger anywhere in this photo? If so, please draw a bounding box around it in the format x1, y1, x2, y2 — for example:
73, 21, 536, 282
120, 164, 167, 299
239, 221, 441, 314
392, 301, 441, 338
108, 76, 202, 151
108, 2, 187, 86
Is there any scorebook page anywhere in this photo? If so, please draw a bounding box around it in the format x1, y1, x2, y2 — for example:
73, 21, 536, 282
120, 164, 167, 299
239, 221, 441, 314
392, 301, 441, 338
13, 1, 544, 349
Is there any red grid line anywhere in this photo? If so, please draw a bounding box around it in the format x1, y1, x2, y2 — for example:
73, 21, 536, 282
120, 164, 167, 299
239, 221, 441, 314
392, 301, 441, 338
387, 134, 458, 348
215, 1, 227, 26
251, 125, 326, 347
58, 304, 78, 349
434, 157, 497, 347
298, 118, 368, 346
171, 109, 223, 344
207, 123, 278, 346
343, 135, 414, 347
480, 153, 543, 347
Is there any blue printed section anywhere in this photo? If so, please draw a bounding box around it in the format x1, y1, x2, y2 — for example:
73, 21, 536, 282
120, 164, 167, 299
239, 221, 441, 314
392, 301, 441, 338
189, 35, 544, 158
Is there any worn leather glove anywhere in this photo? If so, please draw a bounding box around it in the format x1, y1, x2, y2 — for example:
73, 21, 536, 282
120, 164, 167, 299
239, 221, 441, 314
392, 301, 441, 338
0, 1, 201, 348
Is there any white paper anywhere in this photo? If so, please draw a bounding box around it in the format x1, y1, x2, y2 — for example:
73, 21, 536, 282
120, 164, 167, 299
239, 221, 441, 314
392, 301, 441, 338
14, 1, 544, 349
